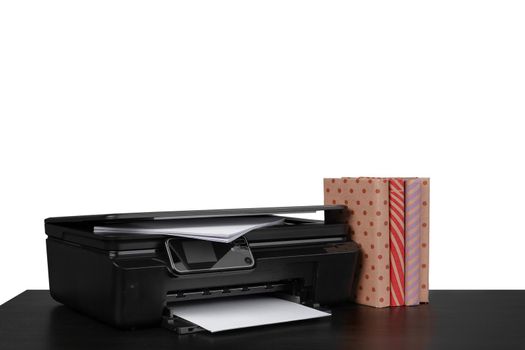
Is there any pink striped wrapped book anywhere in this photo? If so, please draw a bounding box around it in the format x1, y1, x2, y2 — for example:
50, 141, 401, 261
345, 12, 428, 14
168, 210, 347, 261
404, 178, 422, 306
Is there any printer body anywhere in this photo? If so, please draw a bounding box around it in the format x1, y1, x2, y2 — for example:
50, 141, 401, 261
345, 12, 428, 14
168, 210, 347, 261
45, 206, 359, 331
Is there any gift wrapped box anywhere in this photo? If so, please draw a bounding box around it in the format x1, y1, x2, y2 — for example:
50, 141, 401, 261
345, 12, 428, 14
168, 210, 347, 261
404, 178, 422, 306
324, 177, 391, 308
324, 176, 430, 308
389, 178, 405, 306
420, 178, 430, 303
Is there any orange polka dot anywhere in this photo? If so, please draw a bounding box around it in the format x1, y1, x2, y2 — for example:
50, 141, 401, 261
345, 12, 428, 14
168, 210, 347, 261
378, 275, 383, 281
365, 274, 369, 279
386, 286, 390, 291
369, 200, 373, 206
349, 188, 354, 193
370, 244, 375, 249
344, 200, 349, 205
326, 188, 330, 192
337, 188, 342, 193
356, 179, 360, 183
378, 254, 383, 260
385, 264, 389, 269
371, 265, 375, 270
357, 221, 361, 226
363, 210, 367, 215
364, 231, 368, 236
359, 285, 363, 290
379, 297, 384, 303
383, 200, 388, 205
423, 180, 428, 185
369, 221, 374, 227
350, 210, 355, 215
383, 179, 387, 183
368, 179, 372, 184
377, 232, 382, 237
422, 222, 427, 227
384, 243, 389, 249
362, 189, 367, 194
364, 254, 369, 258
422, 201, 427, 206
343, 179, 348, 183
376, 211, 381, 216
356, 200, 361, 205
384, 221, 388, 226
332, 200, 336, 204
375, 189, 380, 194
366, 296, 370, 301
331, 179, 335, 183
422, 264, 427, 268
422, 243, 427, 248
421, 284, 427, 289
372, 287, 376, 292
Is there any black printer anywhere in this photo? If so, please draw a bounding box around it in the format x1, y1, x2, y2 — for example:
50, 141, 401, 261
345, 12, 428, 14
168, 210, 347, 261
45, 205, 359, 332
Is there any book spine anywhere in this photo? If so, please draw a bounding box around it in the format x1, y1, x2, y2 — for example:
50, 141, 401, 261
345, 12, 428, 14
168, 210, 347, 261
405, 179, 422, 306
389, 179, 405, 306
419, 178, 430, 302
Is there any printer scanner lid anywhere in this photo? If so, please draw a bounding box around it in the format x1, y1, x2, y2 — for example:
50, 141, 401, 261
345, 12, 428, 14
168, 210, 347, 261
44, 205, 348, 251
45, 205, 345, 224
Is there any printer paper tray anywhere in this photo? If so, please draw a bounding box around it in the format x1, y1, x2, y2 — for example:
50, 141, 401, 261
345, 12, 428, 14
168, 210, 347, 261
162, 315, 205, 334
163, 285, 303, 334
162, 294, 329, 334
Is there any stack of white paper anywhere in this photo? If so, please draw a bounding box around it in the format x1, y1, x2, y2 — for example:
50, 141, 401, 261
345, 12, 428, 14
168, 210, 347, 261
93, 216, 285, 243
171, 296, 331, 333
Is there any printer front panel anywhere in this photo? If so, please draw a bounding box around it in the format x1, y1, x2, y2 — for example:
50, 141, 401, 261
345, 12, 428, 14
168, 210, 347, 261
47, 232, 358, 329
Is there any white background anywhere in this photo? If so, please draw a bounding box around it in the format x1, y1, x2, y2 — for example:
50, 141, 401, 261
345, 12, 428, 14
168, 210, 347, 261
1, 0, 524, 305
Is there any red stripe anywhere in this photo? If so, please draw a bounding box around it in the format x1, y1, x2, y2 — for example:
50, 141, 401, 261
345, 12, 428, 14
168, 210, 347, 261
389, 235, 405, 304
391, 190, 403, 203
390, 179, 404, 191
389, 201, 404, 222
389, 195, 405, 305
389, 194, 403, 210
390, 180, 402, 191
390, 248, 405, 304
390, 211, 405, 239
391, 230, 405, 262
389, 182, 406, 306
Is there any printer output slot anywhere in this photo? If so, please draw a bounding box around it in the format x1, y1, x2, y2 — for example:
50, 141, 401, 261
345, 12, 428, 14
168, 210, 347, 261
163, 280, 304, 334
166, 281, 295, 303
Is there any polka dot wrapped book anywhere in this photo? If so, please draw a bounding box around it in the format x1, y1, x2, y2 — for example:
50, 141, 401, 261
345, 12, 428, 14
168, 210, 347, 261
323, 177, 430, 308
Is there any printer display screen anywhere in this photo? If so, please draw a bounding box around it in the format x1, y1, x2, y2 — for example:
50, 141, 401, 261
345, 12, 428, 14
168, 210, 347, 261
182, 240, 218, 264
166, 237, 254, 273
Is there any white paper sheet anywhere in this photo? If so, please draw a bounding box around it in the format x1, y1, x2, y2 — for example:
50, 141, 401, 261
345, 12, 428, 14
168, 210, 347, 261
93, 216, 285, 243
170, 296, 331, 333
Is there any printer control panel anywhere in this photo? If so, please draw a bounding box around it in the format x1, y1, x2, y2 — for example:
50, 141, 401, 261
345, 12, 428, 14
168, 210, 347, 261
165, 237, 255, 274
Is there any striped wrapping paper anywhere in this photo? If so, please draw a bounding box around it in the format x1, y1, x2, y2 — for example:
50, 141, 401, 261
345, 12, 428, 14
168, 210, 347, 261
389, 179, 405, 306
405, 178, 422, 306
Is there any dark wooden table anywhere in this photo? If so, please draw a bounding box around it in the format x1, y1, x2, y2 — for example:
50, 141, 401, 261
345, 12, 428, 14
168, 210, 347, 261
1, 290, 524, 350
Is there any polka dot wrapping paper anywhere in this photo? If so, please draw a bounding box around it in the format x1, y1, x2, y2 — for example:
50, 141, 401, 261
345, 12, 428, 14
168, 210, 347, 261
419, 178, 430, 303
323, 177, 430, 308
324, 178, 391, 307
